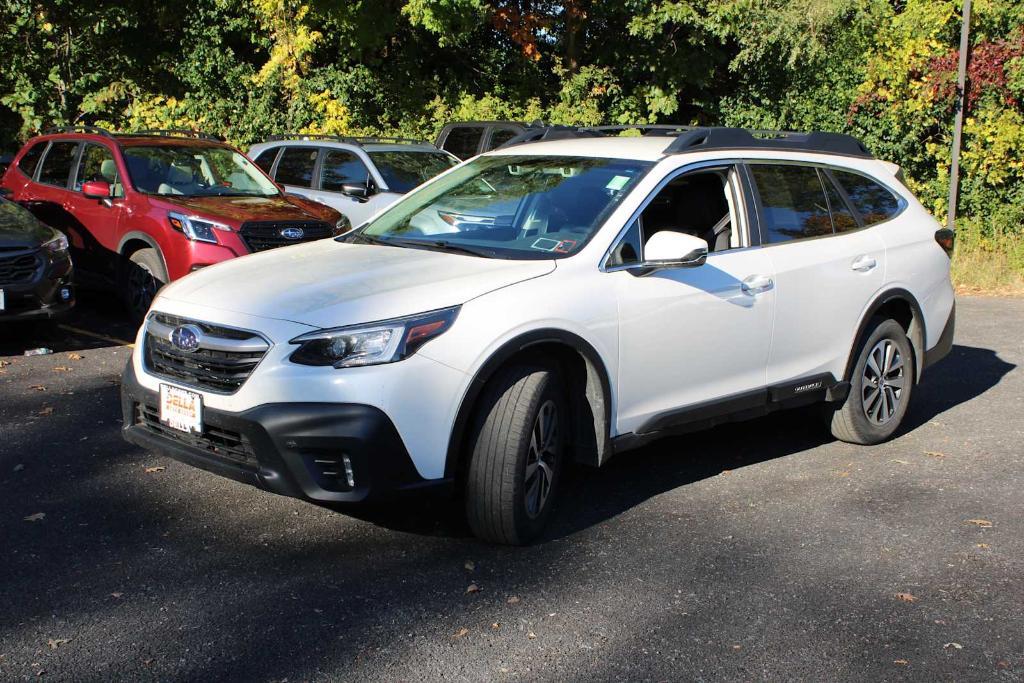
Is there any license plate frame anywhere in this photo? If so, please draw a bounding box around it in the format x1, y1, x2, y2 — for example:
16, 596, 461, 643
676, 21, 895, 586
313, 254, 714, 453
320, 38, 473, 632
159, 384, 203, 434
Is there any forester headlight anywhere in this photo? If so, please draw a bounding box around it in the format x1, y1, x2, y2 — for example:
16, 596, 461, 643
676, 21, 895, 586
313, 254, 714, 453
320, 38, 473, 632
168, 212, 225, 244
289, 306, 460, 368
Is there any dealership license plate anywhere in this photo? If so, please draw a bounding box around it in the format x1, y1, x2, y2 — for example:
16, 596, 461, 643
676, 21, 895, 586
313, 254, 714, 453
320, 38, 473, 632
159, 384, 203, 434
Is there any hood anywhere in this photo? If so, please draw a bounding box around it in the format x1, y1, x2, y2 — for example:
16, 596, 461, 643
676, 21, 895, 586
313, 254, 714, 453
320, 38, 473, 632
157, 239, 556, 329
0, 198, 57, 247
151, 194, 339, 227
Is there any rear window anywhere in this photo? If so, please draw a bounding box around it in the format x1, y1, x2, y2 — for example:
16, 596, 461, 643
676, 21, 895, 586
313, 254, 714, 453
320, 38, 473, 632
441, 127, 484, 159
367, 151, 457, 193
252, 148, 279, 174
274, 147, 318, 187
17, 142, 46, 178
38, 142, 80, 188
486, 128, 520, 151
750, 164, 833, 243
833, 170, 901, 226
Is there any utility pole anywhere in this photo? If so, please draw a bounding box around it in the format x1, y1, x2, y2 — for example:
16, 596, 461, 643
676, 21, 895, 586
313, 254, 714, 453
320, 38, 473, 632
947, 0, 972, 229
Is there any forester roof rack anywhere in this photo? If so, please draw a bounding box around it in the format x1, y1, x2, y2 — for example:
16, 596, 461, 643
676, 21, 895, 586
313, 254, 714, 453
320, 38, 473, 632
266, 133, 433, 146
42, 125, 116, 137
130, 129, 224, 141
499, 124, 873, 159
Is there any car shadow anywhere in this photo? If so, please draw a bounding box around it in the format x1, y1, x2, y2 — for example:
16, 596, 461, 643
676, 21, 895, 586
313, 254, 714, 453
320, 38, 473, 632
352, 343, 1015, 542
0, 291, 138, 356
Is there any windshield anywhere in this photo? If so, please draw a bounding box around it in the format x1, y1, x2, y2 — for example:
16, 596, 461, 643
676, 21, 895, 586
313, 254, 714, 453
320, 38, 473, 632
121, 145, 279, 197
367, 150, 459, 193
345, 155, 651, 259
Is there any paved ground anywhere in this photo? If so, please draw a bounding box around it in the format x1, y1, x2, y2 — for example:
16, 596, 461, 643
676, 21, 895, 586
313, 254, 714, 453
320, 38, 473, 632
0, 295, 1022, 682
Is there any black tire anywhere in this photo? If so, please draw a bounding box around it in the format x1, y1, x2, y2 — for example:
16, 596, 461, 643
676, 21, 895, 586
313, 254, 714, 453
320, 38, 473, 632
465, 363, 568, 545
830, 318, 914, 444
122, 248, 166, 322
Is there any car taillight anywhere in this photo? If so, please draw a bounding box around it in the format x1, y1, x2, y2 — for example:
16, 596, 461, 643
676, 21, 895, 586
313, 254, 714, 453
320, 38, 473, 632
935, 228, 955, 258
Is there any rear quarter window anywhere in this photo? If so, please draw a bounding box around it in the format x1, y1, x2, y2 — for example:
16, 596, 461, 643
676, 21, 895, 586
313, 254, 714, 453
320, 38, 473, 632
37, 142, 80, 188
832, 170, 901, 226
17, 142, 47, 179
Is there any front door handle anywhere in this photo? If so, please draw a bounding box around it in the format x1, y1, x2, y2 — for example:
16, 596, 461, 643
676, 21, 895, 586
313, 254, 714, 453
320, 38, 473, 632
851, 255, 877, 272
741, 274, 774, 295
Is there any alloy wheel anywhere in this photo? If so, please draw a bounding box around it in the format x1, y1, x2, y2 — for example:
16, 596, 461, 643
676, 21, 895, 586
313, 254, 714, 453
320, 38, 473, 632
861, 338, 905, 425
524, 399, 558, 519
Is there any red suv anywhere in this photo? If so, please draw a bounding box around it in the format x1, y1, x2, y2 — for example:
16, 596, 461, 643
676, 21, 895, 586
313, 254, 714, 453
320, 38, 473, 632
0, 127, 344, 318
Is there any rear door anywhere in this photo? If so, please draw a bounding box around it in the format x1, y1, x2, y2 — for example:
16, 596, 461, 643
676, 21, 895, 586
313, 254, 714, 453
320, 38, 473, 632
748, 162, 886, 385
20, 140, 81, 244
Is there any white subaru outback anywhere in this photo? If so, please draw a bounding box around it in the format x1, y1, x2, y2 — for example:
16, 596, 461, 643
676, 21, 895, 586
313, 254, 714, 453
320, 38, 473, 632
121, 126, 956, 545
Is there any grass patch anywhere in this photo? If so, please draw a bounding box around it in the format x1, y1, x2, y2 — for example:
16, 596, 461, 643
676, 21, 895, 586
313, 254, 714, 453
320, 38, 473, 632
950, 218, 1024, 296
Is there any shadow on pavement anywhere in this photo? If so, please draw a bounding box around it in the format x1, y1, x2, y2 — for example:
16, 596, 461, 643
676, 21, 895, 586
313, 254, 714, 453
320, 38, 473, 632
0, 291, 138, 356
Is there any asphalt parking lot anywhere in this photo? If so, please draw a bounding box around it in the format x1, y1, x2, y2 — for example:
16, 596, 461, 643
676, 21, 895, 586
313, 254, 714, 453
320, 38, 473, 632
1, 295, 1022, 681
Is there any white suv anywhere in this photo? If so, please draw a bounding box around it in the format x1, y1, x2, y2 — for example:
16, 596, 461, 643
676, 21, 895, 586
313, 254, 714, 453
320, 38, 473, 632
121, 126, 956, 545
249, 135, 458, 227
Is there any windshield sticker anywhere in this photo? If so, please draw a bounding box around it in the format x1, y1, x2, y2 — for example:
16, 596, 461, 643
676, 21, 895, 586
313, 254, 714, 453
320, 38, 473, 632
554, 239, 577, 254
531, 238, 561, 252
606, 175, 631, 191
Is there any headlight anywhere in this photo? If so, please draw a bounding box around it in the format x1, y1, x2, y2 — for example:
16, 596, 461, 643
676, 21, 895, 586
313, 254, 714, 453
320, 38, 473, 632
168, 212, 225, 244
289, 306, 460, 368
42, 233, 69, 254
333, 214, 352, 236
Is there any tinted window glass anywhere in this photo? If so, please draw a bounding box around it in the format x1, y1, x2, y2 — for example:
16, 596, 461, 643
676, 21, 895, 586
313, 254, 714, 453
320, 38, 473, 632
252, 148, 279, 174
442, 127, 484, 159
320, 150, 368, 191
487, 128, 520, 151
74, 143, 118, 191
274, 147, 318, 187
833, 170, 900, 226
367, 151, 456, 193
750, 165, 833, 243
821, 172, 859, 233
18, 142, 46, 178
38, 142, 79, 187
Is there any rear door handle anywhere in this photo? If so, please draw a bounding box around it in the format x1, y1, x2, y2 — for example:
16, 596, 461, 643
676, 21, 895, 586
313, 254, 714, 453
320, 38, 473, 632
741, 274, 774, 295
851, 255, 877, 272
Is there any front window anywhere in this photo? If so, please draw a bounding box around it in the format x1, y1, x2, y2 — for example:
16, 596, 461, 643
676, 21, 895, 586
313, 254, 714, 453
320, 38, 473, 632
345, 155, 652, 260
121, 145, 279, 197
367, 151, 458, 193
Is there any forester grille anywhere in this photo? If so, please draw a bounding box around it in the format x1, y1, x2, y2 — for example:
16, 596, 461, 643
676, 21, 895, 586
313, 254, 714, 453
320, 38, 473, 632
238, 220, 333, 253
135, 403, 256, 466
143, 313, 270, 394
0, 251, 40, 285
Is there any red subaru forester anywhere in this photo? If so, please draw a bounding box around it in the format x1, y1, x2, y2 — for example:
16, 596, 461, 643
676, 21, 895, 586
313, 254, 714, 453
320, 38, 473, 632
0, 127, 344, 319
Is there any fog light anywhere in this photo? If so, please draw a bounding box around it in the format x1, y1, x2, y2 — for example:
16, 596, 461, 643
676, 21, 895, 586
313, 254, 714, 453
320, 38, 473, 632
59, 287, 72, 301
342, 455, 355, 488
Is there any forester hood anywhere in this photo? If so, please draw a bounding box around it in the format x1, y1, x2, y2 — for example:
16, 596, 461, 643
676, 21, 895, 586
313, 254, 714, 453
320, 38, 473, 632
151, 194, 337, 225
157, 238, 556, 329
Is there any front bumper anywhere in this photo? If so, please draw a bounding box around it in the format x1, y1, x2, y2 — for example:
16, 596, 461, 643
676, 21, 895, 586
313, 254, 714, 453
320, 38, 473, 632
0, 253, 74, 321
120, 361, 451, 505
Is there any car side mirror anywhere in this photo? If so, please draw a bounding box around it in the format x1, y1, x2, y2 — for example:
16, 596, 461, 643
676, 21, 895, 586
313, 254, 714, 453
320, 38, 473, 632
341, 183, 371, 200
82, 180, 111, 199
631, 231, 708, 275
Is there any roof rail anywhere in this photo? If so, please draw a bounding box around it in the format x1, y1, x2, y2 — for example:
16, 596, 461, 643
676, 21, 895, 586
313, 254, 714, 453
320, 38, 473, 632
265, 133, 433, 146
130, 129, 224, 141
41, 125, 115, 138
497, 124, 873, 158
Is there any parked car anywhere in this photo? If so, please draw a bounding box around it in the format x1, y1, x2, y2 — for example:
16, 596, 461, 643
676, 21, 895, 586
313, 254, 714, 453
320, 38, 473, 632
121, 125, 956, 545
435, 121, 531, 159
1, 127, 344, 319
249, 135, 459, 227
0, 194, 74, 321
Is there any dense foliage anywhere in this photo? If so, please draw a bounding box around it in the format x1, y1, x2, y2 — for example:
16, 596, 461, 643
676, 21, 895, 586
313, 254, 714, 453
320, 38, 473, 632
1, 0, 1021, 283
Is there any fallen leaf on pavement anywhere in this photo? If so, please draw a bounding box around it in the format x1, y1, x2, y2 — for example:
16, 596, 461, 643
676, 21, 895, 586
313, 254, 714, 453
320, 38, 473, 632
965, 519, 993, 528
13, 464, 24, 472
924, 451, 946, 458
527, 631, 537, 639
111, 592, 123, 599
895, 593, 917, 603
464, 560, 475, 572
0, 360, 11, 367
491, 622, 500, 630
976, 543, 990, 549
944, 642, 963, 650
452, 628, 469, 639
144, 466, 166, 473
894, 659, 909, 665
52, 366, 72, 372
37, 406, 53, 416
67, 353, 83, 360
29, 384, 46, 392
507, 596, 520, 604
465, 584, 480, 594
24, 512, 46, 522
47, 639, 70, 650
837, 471, 850, 478
890, 459, 910, 465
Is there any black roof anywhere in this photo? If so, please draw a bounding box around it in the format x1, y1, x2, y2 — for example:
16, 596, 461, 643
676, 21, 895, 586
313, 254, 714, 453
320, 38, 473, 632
499, 124, 873, 159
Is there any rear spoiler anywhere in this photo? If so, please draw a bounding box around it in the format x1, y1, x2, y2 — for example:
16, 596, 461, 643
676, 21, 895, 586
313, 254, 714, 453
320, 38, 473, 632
876, 160, 905, 183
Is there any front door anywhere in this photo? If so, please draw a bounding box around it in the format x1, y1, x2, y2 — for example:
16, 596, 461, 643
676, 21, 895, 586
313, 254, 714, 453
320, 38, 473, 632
65, 142, 127, 280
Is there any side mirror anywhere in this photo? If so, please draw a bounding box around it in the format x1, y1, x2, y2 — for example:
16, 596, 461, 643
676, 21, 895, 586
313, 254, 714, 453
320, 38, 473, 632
632, 231, 708, 275
340, 183, 370, 200
81, 180, 111, 199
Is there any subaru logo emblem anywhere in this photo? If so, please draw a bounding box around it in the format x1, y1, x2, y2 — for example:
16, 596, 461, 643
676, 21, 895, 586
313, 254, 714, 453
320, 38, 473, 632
280, 227, 304, 240
170, 324, 203, 353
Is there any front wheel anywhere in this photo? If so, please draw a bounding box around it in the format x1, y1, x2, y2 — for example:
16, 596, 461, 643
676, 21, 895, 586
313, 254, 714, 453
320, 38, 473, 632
465, 363, 567, 545
122, 248, 167, 322
830, 318, 914, 444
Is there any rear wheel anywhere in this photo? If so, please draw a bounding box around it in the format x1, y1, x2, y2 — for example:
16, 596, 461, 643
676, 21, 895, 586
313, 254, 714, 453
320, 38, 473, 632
465, 363, 567, 545
122, 248, 166, 322
830, 318, 914, 444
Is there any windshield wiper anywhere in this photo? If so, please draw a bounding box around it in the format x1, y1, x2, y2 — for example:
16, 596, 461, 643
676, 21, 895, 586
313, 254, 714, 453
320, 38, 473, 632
381, 237, 497, 258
